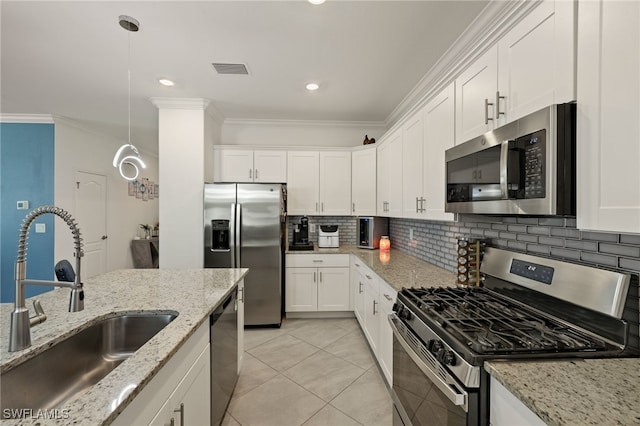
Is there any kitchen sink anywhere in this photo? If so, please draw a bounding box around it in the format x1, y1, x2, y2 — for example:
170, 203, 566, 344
1, 311, 178, 412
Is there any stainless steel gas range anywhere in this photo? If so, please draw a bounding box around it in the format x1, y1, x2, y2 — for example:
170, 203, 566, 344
389, 247, 638, 426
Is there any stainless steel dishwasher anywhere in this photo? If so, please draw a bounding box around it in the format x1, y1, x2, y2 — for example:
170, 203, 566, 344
210, 288, 238, 426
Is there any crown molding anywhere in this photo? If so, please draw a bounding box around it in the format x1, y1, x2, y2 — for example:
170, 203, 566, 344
385, 0, 541, 130
0, 114, 54, 124
149, 97, 211, 110
223, 118, 386, 129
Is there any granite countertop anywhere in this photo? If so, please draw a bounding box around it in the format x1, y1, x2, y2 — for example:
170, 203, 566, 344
286, 244, 457, 291
0, 268, 248, 426
485, 358, 640, 425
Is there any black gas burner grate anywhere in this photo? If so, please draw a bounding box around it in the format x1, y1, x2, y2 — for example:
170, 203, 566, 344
401, 287, 608, 354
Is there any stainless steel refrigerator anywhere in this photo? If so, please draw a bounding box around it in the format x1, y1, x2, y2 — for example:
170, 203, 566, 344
204, 183, 285, 326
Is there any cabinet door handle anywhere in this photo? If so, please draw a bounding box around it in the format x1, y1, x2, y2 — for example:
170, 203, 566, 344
355, 263, 360, 267
484, 98, 494, 125
174, 403, 184, 426
239, 287, 244, 302
496, 91, 505, 119
416, 197, 420, 213
353, 202, 355, 213
249, 168, 253, 179
359, 281, 363, 294
319, 271, 323, 282
314, 272, 317, 283
321, 202, 324, 212
316, 202, 319, 212
170, 418, 175, 426
383, 294, 393, 301
255, 169, 259, 179
373, 300, 378, 315
478, 170, 482, 180
365, 274, 372, 280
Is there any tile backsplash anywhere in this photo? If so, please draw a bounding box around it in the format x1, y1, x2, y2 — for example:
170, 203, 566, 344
389, 215, 640, 351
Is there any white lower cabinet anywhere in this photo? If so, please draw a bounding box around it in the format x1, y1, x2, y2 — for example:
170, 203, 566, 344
490, 376, 546, 426
363, 274, 380, 354
149, 344, 211, 426
113, 321, 210, 426
350, 255, 396, 385
285, 254, 350, 312
377, 284, 396, 385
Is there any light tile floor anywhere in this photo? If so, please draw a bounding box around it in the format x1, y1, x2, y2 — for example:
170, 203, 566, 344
222, 318, 393, 426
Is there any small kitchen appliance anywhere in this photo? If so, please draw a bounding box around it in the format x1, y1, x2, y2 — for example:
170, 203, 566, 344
390, 247, 637, 425
318, 225, 339, 248
445, 102, 576, 215
357, 216, 389, 249
290, 216, 314, 251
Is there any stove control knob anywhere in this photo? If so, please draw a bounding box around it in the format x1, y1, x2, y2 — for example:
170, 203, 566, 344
437, 349, 456, 366
392, 303, 400, 313
398, 308, 412, 321
430, 340, 443, 354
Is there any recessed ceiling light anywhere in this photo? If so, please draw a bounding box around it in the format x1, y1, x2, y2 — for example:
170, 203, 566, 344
305, 83, 319, 91
158, 78, 175, 87
308, 0, 326, 4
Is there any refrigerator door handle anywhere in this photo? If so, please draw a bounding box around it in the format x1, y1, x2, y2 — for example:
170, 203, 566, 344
235, 203, 242, 267
230, 203, 237, 267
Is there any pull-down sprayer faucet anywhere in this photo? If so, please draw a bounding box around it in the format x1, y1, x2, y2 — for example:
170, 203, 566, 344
9, 206, 85, 352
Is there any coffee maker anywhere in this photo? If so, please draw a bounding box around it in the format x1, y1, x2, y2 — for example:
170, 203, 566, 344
290, 216, 314, 251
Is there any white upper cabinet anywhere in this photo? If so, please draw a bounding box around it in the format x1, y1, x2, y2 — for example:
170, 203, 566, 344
455, 45, 499, 144
319, 151, 352, 216
352, 147, 377, 216
215, 148, 287, 183
287, 151, 320, 215
253, 150, 288, 182
577, 0, 640, 234
497, 0, 575, 125
402, 108, 426, 219
287, 150, 351, 216
456, 0, 576, 143
377, 130, 403, 218
423, 83, 456, 222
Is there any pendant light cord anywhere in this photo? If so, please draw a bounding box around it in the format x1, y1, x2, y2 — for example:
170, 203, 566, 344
127, 29, 131, 145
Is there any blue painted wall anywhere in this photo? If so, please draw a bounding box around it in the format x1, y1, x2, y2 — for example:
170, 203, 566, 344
1, 123, 55, 303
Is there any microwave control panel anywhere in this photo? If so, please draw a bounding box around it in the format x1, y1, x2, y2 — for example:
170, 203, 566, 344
520, 129, 546, 199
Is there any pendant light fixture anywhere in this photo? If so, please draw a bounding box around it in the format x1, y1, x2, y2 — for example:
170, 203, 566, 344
113, 15, 146, 181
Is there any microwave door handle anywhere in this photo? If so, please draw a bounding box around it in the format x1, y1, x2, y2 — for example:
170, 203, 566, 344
500, 142, 509, 199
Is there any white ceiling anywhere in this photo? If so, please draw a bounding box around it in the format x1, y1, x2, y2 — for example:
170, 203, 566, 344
1, 1, 489, 155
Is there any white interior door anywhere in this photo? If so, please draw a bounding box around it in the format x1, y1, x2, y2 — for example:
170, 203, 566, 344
75, 171, 107, 278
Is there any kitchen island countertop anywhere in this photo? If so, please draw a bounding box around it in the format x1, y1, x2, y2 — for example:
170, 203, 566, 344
0, 268, 248, 426
287, 244, 456, 290
485, 358, 640, 425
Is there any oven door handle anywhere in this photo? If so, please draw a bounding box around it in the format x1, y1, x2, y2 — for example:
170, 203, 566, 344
388, 314, 468, 411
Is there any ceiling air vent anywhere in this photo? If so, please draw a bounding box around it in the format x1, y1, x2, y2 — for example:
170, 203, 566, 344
211, 63, 249, 75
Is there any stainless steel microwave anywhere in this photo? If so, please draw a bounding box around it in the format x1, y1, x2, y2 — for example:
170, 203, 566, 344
445, 103, 576, 215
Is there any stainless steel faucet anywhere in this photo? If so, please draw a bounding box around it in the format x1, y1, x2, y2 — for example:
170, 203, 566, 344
9, 206, 85, 352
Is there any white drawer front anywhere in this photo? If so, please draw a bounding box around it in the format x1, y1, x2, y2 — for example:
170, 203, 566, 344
286, 254, 350, 268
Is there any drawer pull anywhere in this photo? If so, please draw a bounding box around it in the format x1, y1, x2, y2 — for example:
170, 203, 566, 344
365, 274, 372, 280
312, 259, 323, 263
383, 294, 393, 301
